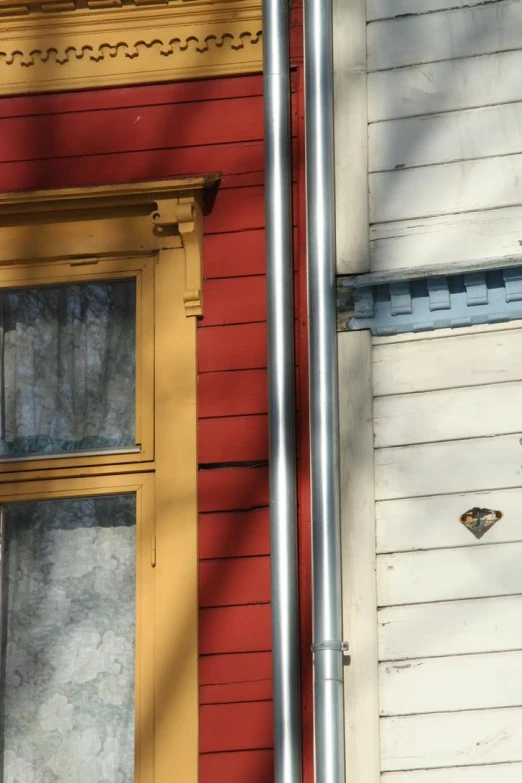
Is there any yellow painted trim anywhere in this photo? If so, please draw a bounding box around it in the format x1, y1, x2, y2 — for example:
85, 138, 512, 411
0, 0, 262, 96
0, 179, 211, 316
154, 242, 199, 783
0, 178, 201, 782
0, 255, 155, 474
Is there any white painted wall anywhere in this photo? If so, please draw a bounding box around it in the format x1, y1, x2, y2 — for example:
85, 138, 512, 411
335, 0, 522, 274
374, 324, 522, 778
368, 0, 522, 272
337, 3, 522, 779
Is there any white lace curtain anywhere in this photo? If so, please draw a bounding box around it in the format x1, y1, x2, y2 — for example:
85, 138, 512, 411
0, 280, 136, 456
0, 278, 138, 782
2, 496, 136, 783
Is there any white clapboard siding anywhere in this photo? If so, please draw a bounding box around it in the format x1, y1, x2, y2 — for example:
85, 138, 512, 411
373, 320, 522, 345
368, 2, 521, 72
374, 382, 522, 448
368, 0, 497, 22
382, 762, 522, 783
369, 103, 522, 172
376, 433, 522, 500
378, 594, 522, 661
371, 206, 522, 274
376, 487, 522, 554
379, 651, 522, 716
368, 50, 522, 122
380, 707, 522, 771
377, 542, 522, 606
334, 0, 369, 275
373, 328, 522, 396
370, 153, 522, 224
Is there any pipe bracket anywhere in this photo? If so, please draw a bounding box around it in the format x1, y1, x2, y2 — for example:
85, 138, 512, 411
311, 640, 349, 653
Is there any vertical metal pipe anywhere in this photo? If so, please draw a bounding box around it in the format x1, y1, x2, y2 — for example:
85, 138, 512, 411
304, 0, 345, 779
263, 2, 302, 783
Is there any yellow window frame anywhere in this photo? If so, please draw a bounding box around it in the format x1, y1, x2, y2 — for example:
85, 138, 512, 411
0, 178, 215, 783
0, 254, 155, 471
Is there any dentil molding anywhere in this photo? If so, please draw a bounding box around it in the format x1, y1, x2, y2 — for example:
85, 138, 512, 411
0, 0, 262, 95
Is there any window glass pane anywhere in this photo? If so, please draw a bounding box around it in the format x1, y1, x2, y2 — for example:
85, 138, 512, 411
1, 494, 136, 782
0, 280, 136, 458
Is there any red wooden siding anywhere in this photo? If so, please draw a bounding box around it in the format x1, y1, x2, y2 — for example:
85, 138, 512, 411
199, 323, 267, 373
0, 74, 277, 782
200, 749, 274, 783
0, 25, 310, 776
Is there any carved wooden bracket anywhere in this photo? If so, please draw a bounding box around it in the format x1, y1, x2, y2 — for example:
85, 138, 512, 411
153, 194, 204, 318
0, 176, 218, 318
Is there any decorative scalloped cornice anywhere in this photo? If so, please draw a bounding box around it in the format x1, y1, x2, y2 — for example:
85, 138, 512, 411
0, 0, 262, 94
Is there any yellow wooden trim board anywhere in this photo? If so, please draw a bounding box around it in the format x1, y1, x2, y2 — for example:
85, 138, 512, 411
0, 0, 262, 95
0, 179, 202, 782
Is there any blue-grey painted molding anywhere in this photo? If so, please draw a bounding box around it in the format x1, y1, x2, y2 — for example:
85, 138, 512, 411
338, 266, 522, 336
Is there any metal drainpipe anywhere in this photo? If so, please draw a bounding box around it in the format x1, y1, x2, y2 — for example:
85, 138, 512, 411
304, 0, 345, 779
263, 2, 303, 783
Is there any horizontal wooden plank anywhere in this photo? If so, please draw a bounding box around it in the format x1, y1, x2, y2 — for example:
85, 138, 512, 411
368, 0, 492, 21
373, 328, 522, 396
0, 75, 264, 120
370, 152, 522, 224
368, 50, 522, 122
200, 604, 271, 655
0, 97, 265, 164
200, 748, 273, 783
378, 594, 522, 660
199, 555, 271, 608
204, 186, 265, 236
369, 102, 522, 172
373, 320, 522, 345
381, 707, 522, 771
370, 206, 522, 274
374, 382, 522, 448
0, 141, 263, 194
198, 466, 269, 513
202, 276, 266, 327
198, 323, 267, 374
382, 762, 522, 783
199, 508, 270, 560
200, 749, 274, 783
200, 651, 272, 686
204, 229, 266, 279
376, 487, 522, 554
200, 700, 273, 753
368, 2, 522, 71
376, 433, 522, 500
372, 320, 520, 345
200, 650, 272, 704
198, 415, 269, 464
200, 678, 272, 706
377, 542, 522, 606
380, 650, 522, 716
199, 369, 268, 419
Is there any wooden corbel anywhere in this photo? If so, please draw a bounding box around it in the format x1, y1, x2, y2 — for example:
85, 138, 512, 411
153, 194, 204, 318
0, 178, 213, 312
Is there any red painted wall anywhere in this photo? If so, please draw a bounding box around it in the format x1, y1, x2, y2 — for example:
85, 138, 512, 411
0, 65, 308, 782
0, 6, 310, 775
